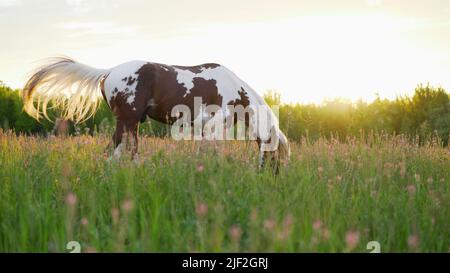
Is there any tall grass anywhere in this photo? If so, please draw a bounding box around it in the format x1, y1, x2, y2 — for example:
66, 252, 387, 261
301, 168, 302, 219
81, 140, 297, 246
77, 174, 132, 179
0, 130, 448, 252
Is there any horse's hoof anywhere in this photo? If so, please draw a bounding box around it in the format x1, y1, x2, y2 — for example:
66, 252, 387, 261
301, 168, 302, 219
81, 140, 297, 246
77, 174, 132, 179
132, 154, 141, 165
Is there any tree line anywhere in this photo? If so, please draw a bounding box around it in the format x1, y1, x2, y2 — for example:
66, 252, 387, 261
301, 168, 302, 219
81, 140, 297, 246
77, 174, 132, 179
265, 84, 449, 145
0, 80, 169, 137
0, 81, 449, 145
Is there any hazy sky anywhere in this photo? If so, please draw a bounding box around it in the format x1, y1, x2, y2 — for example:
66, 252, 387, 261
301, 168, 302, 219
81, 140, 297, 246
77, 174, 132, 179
1, 0, 450, 103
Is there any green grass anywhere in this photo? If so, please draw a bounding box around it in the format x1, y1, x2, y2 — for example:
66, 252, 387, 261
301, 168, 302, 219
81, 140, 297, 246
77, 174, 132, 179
0, 131, 448, 252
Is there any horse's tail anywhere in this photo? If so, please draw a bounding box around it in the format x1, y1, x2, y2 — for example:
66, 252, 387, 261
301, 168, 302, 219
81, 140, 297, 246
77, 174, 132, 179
277, 129, 291, 165
22, 57, 110, 123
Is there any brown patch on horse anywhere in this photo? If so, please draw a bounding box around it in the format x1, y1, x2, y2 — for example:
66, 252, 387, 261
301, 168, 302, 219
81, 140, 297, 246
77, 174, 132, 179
121, 76, 137, 86
173, 63, 220, 73
227, 87, 250, 108
127, 76, 136, 86
133, 63, 156, 122
202, 63, 221, 69
190, 78, 223, 105
109, 64, 154, 122
133, 63, 223, 125
227, 87, 252, 127
109, 62, 226, 138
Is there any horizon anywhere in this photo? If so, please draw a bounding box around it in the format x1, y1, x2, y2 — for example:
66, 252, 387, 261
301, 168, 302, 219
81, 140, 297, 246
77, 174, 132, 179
1, 0, 450, 104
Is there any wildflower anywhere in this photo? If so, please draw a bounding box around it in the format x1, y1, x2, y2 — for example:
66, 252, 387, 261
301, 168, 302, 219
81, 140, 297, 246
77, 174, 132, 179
277, 230, 290, 241
264, 219, 276, 231
65, 193, 77, 206
121, 199, 134, 213
229, 225, 242, 242
407, 234, 419, 250
317, 167, 324, 173
283, 214, 294, 228
345, 230, 360, 250
111, 208, 120, 224
313, 220, 322, 231
195, 202, 208, 218
197, 164, 204, 172
80, 218, 88, 226
406, 184, 416, 195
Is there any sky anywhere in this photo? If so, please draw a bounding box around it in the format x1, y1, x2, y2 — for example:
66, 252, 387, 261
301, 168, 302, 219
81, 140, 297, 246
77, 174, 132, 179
1, 0, 450, 104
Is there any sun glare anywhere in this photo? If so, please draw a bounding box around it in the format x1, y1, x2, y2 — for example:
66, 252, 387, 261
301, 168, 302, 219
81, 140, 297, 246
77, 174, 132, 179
1, 1, 449, 104
125, 12, 445, 104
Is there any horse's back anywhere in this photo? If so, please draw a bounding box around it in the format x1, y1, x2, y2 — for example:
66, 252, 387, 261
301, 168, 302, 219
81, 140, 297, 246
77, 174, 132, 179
103, 60, 268, 116
103, 60, 149, 105
169, 63, 266, 108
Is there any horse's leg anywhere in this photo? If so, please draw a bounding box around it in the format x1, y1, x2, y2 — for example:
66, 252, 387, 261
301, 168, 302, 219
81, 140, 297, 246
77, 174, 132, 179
113, 118, 139, 160
130, 121, 139, 161
112, 120, 126, 159
257, 138, 279, 173
256, 138, 266, 169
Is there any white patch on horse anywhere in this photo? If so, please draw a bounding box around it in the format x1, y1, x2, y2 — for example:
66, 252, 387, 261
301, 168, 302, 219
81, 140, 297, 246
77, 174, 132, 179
113, 143, 124, 158
103, 60, 148, 106
173, 65, 266, 110
259, 149, 265, 168
173, 66, 239, 102
126, 94, 135, 105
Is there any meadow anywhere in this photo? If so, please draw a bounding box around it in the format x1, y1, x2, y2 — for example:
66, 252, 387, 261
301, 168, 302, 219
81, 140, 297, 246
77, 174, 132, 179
0, 130, 448, 252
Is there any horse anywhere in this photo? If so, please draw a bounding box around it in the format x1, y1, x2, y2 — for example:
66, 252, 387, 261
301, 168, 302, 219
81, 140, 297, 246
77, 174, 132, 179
22, 57, 290, 171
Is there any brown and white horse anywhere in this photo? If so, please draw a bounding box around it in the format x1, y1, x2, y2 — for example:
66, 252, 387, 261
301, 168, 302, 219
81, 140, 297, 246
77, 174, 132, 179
22, 57, 290, 170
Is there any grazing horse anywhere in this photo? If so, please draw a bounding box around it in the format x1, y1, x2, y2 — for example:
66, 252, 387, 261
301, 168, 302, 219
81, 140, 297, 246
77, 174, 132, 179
22, 57, 290, 170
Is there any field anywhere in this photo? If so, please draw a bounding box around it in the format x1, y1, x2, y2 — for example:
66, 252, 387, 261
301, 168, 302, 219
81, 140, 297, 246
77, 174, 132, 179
0, 130, 448, 252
